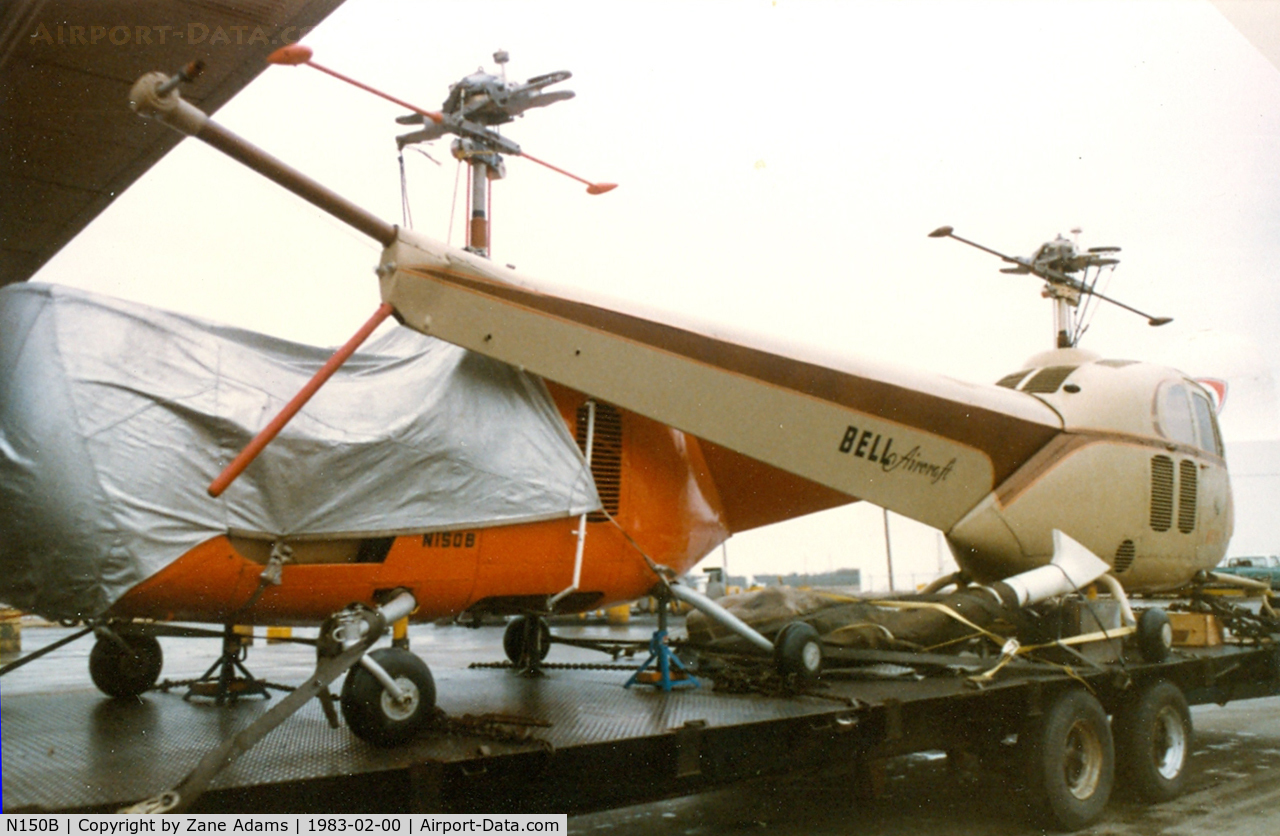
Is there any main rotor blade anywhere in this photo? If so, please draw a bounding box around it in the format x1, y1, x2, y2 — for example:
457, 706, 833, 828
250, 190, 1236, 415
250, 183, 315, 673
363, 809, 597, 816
928, 226, 1024, 267
928, 226, 1171, 327
267, 45, 445, 125
518, 149, 617, 195
1083, 288, 1172, 327
268, 46, 617, 196
207, 303, 396, 497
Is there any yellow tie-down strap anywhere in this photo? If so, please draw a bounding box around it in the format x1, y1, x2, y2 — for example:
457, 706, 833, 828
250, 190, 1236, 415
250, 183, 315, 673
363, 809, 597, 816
864, 598, 1137, 685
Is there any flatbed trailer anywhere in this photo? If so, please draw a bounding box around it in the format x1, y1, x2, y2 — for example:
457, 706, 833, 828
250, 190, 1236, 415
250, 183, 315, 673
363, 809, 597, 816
3, 618, 1279, 823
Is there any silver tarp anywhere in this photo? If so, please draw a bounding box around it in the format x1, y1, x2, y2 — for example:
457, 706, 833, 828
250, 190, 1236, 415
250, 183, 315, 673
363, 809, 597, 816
0, 283, 600, 619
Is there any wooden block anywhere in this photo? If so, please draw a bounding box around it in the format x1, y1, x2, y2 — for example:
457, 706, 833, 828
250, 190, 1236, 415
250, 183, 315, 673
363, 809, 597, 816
1167, 612, 1223, 647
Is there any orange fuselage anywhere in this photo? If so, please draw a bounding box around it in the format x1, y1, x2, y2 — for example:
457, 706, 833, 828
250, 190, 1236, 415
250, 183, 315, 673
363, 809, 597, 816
109, 384, 740, 625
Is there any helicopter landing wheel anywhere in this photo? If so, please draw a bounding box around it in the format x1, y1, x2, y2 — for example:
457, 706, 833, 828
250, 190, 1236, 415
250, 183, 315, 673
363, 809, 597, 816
89, 633, 163, 699
503, 615, 552, 670
774, 621, 823, 680
1136, 608, 1174, 663
340, 647, 436, 747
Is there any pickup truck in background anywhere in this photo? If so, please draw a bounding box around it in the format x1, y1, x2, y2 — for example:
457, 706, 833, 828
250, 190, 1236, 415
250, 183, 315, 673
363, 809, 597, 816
1215, 555, 1280, 587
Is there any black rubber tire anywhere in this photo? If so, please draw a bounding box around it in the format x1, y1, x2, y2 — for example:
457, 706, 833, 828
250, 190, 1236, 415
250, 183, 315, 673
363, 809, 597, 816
503, 616, 551, 665
1137, 608, 1174, 663
774, 621, 823, 679
1113, 680, 1193, 803
340, 648, 436, 747
1019, 689, 1115, 831
88, 634, 163, 698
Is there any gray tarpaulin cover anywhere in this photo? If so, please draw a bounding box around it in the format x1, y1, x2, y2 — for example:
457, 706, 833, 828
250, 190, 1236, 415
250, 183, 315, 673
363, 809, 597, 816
0, 283, 600, 619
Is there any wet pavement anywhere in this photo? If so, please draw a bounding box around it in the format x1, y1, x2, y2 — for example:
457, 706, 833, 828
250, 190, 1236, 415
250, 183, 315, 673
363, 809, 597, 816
567, 696, 1280, 836
4, 620, 1280, 833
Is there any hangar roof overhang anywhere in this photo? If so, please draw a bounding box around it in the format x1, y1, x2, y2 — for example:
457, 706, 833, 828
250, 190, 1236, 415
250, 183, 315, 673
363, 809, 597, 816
0, 0, 347, 288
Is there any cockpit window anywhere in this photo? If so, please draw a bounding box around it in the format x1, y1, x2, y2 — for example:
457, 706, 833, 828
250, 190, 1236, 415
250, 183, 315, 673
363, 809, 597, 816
1156, 381, 1224, 456
1155, 382, 1197, 447
1191, 389, 1224, 457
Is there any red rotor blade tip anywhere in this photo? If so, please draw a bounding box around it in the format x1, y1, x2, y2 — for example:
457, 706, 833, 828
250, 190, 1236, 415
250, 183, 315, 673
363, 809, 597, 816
587, 183, 618, 195
267, 44, 313, 65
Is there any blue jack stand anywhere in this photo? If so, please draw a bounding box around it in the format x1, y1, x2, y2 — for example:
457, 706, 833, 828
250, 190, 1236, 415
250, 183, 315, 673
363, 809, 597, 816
625, 598, 698, 692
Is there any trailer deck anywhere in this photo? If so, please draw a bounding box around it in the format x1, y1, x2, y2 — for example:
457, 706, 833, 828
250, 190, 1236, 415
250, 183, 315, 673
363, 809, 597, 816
3, 617, 1280, 814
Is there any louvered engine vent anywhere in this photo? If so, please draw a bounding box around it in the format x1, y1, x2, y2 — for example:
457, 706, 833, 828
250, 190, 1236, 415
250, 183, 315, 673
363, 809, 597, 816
1021, 366, 1078, 394
1150, 455, 1174, 532
1113, 540, 1136, 574
1178, 459, 1198, 534
996, 370, 1032, 389
577, 402, 622, 522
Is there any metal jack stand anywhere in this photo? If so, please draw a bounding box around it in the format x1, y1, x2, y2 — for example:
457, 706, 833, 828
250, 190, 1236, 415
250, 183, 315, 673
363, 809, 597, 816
184, 624, 285, 704
515, 614, 548, 678
626, 596, 698, 692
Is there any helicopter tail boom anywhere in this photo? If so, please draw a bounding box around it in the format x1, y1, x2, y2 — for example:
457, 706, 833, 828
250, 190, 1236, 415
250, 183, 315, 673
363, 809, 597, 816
377, 232, 1063, 533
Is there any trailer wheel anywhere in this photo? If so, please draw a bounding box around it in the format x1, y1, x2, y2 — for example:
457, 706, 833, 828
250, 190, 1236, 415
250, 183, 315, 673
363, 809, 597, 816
1019, 688, 1115, 831
1136, 608, 1173, 663
341, 648, 435, 747
1113, 680, 1192, 803
89, 633, 163, 698
774, 621, 823, 679
503, 616, 551, 666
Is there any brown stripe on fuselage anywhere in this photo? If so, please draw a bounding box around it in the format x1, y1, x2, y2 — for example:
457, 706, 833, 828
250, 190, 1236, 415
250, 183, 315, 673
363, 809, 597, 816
994, 430, 1225, 507
402, 265, 1062, 486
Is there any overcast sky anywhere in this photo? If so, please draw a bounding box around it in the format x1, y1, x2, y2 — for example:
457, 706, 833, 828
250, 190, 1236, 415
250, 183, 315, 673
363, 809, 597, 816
33, 0, 1280, 585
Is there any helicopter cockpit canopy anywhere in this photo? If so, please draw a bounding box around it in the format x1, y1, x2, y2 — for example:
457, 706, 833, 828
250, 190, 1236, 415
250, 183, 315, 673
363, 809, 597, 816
1156, 379, 1224, 457
995, 352, 1225, 460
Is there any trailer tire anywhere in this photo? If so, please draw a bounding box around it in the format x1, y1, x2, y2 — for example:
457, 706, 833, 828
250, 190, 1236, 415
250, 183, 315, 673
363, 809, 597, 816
1113, 680, 1192, 803
89, 633, 163, 698
1137, 608, 1173, 663
775, 621, 823, 679
1019, 688, 1115, 831
341, 648, 435, 747
503, 616, 551, 666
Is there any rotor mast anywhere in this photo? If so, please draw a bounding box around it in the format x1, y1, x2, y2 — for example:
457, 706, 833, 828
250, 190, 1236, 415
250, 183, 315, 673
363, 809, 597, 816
1047, 278, 1081, 350
390, 48, 615, 260
456, 50, 508, 258
460, 139, 501, 257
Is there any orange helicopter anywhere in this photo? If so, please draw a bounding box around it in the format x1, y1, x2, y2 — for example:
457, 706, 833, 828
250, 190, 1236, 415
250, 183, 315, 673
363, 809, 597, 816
0, 50, 848, 758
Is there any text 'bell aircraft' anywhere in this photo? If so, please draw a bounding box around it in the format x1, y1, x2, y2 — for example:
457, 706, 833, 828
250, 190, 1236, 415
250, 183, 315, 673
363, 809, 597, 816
0, 46, 1242, 804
